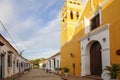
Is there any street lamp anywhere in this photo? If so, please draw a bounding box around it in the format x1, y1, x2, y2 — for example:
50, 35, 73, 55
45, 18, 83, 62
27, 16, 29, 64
20, 50, 24, 55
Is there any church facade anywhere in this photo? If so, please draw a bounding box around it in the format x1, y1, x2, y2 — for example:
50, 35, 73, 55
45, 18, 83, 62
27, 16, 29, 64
60, 0, 120, 78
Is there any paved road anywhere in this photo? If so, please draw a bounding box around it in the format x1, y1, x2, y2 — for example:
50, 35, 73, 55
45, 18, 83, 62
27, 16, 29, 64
15, 69, 63, 80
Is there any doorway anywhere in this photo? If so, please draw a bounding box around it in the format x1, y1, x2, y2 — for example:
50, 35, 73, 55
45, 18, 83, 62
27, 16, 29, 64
90, 41, 102, 75
0, 54, 5, 79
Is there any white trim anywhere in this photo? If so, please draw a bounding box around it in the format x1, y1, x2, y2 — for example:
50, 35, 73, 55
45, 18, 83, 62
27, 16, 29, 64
76, 0, 89, 24
83, 5, 102, 34
80, 24, 110, 76
84, 17, 91, 34
101, 0, 109, 7
88, 4, 102, 22
90, 0, 95, 12
80, 24, 109, 41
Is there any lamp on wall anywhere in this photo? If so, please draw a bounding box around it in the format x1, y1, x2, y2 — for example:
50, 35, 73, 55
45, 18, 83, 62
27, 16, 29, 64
103, 38, 106, 42
70, 53, 75, 58
87, 33, 90, 41
20, 50, 24, 55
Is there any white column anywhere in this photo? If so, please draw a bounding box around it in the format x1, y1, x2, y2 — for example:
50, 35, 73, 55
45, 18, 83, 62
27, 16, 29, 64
101, 48, 110, 69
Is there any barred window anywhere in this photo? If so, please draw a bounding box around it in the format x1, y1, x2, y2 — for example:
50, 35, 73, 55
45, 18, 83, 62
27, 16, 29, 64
8, 54, 12, 67
91, 14, 100, 30
17, 60, 19, 68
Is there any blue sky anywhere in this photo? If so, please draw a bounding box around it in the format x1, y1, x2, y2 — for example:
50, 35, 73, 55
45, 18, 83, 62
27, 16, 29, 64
0, 0, 65, 60
0, 0, 86, 60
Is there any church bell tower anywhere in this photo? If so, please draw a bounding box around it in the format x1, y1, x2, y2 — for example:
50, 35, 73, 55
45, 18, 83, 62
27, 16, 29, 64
60, 0, 82, 46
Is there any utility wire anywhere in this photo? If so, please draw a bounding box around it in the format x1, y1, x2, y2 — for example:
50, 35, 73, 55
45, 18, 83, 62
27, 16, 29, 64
0, 20, 21, 53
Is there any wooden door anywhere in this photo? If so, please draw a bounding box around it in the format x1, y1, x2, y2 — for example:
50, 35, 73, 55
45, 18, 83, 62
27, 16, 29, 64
90, 41, 102, 75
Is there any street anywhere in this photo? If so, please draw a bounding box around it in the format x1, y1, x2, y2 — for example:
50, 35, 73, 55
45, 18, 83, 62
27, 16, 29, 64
14, 69, 63, 80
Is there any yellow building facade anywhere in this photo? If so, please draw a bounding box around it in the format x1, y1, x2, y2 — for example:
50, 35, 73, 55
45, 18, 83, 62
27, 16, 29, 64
60, 0, 120, 78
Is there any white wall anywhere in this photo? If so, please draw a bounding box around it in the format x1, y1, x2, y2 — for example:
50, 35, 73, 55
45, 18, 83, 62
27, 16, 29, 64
80, 24, 110, 76
47, 54, 60, 72
0, 45, 30, 78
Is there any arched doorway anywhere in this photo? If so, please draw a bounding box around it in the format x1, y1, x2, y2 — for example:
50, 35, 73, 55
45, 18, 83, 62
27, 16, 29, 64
90, 41, 102, 75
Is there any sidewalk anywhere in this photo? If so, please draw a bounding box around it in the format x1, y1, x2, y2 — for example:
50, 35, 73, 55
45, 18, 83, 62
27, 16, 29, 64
4, 71, 29, 80
61, 75, 95, 80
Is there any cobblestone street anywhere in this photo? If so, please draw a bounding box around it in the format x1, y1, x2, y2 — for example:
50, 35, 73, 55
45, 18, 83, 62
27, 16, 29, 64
14, 69, 63, 80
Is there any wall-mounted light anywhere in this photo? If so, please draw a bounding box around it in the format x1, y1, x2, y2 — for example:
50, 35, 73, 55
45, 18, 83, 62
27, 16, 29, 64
103, 38, 106, 42
70, 53, 75, 58
87, 37, 90, 41
87, 33, 90, 41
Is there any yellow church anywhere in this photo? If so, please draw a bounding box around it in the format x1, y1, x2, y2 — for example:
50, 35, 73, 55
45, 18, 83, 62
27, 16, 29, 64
60, 0, 120, 78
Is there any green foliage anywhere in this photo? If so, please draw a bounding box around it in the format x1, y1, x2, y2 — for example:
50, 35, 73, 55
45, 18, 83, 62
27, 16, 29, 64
58, 67, 63, 71
30, 58, 47, 69
63, 67, 70, 73
33, 65, 39, 69
55, 67, 63, 71
104, 64, 120, 79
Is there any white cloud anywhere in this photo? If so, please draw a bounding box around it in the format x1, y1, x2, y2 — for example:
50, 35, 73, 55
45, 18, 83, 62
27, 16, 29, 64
41, 49, 60, 56
17, 15, 60, 49
0, 0, 62, 59
0, 0, 14, 24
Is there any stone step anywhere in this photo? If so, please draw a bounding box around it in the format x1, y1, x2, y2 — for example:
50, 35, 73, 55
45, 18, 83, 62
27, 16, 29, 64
82, 75, 103, 80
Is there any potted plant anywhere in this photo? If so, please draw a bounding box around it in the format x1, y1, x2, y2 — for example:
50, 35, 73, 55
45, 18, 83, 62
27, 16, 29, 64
104, 64, 120, 80
63, 67, 70, 76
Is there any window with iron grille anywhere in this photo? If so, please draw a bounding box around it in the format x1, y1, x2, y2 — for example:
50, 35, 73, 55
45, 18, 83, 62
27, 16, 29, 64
91, 14, 100, 31
17, 60, 19, 68
8, 54, 12, 67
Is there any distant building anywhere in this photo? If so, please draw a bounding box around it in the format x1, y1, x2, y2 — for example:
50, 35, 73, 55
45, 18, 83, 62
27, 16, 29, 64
46, 52, 60, 72
39, 60, 47, 70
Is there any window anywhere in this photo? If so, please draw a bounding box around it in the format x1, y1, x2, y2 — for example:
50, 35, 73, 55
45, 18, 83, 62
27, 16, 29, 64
70, 11, 73, 19
76, 12, 79, 20
69, 1, 72, 3
74, 2, 76, 4
91, 14, 100, 30
17, 60, 19, 68
21, 62, 23, 67
8, 54, 12, 67
49, 61, 51, 68
53, 58, 56, 68
57, 60, 59, 68
63, 19, 64, 22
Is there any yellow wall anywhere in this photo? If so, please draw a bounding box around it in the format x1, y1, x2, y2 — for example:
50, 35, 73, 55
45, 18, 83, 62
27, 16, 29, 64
60, 0, 83, 76
102, 0, 120, 65
60, 0, 120, 77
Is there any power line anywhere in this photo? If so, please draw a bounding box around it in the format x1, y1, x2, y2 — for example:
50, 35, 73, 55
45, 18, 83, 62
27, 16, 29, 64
0, 20, 21, 53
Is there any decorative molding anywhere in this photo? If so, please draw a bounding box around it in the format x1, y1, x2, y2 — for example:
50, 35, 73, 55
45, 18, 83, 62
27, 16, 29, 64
90, 0, 95, 12
81, 54, 89, 56
101, 48, 110, 52
80, 24, 110, 41
101, 0, 109, 7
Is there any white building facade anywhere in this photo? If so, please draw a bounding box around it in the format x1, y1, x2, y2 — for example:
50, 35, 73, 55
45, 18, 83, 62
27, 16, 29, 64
46, 52, 60, 72
0, 34, 32, 79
